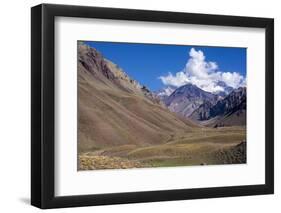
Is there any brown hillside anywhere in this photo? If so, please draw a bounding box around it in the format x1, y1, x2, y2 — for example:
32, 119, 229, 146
78, 43, 198, 152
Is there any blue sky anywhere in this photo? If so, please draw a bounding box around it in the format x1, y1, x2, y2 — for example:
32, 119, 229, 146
83, 41, 246, 92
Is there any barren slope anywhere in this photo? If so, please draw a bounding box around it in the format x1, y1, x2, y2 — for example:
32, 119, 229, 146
78, 43, 197, 152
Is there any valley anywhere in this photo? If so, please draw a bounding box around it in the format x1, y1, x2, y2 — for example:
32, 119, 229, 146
79, 126, 246, 170
77, 42, 246, 170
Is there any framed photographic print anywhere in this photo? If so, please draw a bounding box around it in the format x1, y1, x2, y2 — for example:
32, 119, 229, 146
31, 4, 274, 209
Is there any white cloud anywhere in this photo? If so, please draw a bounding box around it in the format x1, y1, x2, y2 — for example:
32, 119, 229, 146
240, 77, 247, 87
159, 72, 190, 87
159, 48, 245, 93
156, 86, 175, 97
221, 72, 244, 88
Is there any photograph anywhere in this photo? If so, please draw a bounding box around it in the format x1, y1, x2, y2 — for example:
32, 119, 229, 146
78, 41, 247, 170
29, 2, 274, 209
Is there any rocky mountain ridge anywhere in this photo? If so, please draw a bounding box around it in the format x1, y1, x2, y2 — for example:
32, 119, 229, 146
156, 82, 246, 127
190, 87, 246, 126
164, 83, 219, 118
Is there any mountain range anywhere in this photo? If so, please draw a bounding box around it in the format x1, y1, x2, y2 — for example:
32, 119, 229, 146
78, 43, 197, 152
78, 42, 246, 169
158, 83, 246, 127
78, 43, 247, 150
190, 87, 246, 127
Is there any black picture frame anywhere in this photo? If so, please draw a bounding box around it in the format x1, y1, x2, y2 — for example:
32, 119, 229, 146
31, 3, 274, 209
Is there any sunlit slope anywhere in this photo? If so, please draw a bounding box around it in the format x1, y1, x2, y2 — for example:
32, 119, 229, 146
79, 127, 246, 169
78, 43, 198, 152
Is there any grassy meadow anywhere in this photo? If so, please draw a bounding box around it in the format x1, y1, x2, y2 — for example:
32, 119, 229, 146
79, 126, 246, 170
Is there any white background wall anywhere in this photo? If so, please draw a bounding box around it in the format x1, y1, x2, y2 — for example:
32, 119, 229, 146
0, 0, 279, 212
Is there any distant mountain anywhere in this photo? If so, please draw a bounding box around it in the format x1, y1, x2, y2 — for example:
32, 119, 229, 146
209, 81, 234, 98
164, 84, 219, 118
217, 81, 234, 95
78, 43, 197, 152
189, 100, 214, 121
154, 86, 176, 101
191, 87, 246, 127
210, 87, 246, 117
